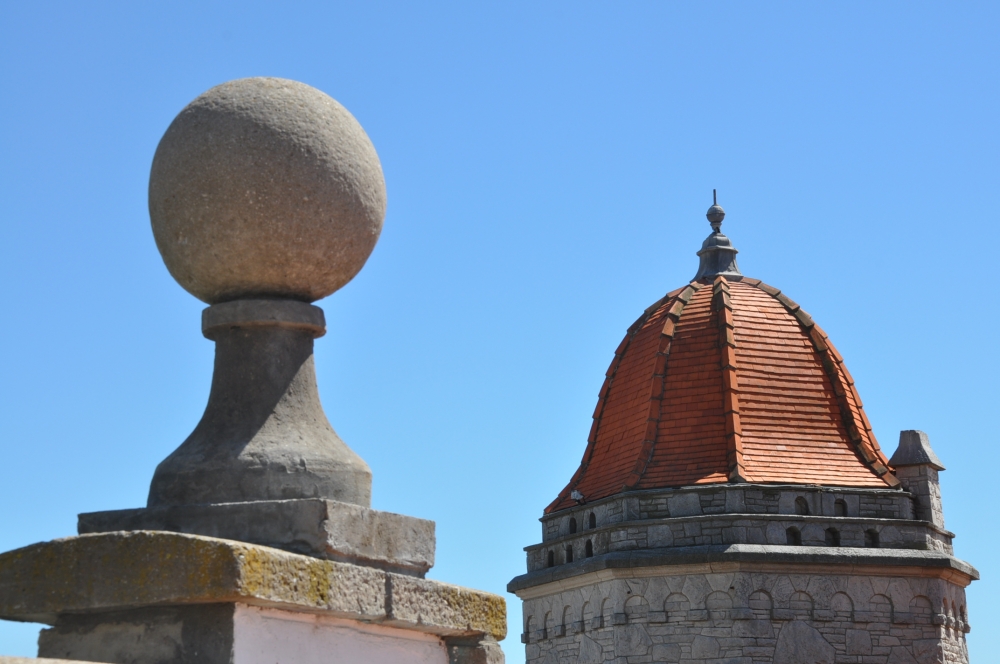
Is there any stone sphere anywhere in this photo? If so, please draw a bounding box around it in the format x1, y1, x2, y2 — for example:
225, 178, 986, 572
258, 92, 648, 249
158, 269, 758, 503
149, 77, 387, 304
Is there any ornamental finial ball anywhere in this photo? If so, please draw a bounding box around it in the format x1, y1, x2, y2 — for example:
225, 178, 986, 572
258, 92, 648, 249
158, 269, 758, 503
706, 189, 725, 230
149, 77, 387, 304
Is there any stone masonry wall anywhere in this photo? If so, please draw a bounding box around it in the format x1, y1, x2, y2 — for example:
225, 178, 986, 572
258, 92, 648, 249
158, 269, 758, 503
542, 487, 919, 544
522, 571, 969, 663
527, 515, 952, 572
529, 485, 955, 573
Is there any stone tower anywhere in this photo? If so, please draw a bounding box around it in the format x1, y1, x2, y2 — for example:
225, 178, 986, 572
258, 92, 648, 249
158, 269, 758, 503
508, 197, 976, 663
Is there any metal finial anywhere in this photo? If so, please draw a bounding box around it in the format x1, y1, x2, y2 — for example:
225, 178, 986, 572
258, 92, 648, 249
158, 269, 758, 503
706, 190, 725, 232
694, 191, 741, 281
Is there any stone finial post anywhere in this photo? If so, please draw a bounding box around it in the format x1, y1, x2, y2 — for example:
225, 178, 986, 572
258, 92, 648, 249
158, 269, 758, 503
890, 430, 947, 528
73, 77, 436, 573
0, 78, 506, 664
145, 77, 386, 508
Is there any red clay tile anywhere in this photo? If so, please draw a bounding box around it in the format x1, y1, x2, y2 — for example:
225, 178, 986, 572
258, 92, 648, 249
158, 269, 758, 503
545, 277, 893, 514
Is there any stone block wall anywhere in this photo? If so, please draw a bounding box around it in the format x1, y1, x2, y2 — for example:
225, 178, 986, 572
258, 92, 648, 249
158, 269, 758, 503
527, 515, 953, 572
894, 466, 947, 529
521, 570, 970, 663
527, 485, 955, 573
541, 486, 920, 543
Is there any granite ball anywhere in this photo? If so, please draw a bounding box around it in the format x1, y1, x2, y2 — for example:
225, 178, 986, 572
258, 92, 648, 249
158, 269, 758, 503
149, 77, 387, 304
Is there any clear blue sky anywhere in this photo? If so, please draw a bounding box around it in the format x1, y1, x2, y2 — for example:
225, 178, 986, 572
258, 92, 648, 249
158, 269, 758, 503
1, 3, 997, 660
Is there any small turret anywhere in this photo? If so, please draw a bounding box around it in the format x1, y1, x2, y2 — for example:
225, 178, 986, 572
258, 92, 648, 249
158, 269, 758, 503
890, 430, 947, 529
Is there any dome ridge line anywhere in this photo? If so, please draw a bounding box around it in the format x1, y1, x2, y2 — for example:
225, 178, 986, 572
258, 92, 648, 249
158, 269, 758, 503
712, 276, 748, 483
742, 278, 898, 487
623, 282, 705, 492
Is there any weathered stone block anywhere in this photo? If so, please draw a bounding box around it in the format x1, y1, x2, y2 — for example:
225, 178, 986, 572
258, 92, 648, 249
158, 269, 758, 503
0, 531, 504, 643
613, 624, 650, 657
651, 643, 680, 662
79, 499, 435, 576
577, 635, 603, 664
732, 619, 772, 638
691, 634, 720, 658
667, 493, 701, 517
846, 628, 873, 654
729, 608, 754, 620
387, 574, 506, 640
0, 531, 385, 623
447, 637, 505, 664
773, 621, 835, 663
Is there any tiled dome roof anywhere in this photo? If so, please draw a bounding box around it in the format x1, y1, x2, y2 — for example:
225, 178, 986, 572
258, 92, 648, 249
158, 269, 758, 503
547, 201, 896, 514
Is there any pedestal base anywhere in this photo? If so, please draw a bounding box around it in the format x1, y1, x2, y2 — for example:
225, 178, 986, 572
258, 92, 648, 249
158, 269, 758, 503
79, 499, 434, 576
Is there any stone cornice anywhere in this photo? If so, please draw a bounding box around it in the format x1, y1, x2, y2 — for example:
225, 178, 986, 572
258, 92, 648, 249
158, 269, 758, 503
508, 544, 978, 598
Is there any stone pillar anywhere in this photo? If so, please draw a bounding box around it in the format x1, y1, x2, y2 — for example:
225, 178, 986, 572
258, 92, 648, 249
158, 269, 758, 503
0, 77, 505, 664
890, 429, 947, 529
149, 299, 372, 508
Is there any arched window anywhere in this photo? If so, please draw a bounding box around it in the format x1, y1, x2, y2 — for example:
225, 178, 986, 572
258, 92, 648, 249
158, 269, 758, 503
831, 593, 853, 621
825, 528, 840, 546
834, 499, 847, 516
585, 539, 594, 558
588, 512, 597, 529
565, 545, 574, 563
786, 527, 802, 545
909, 596, 933, 624
789, 591, 814, 620
664, 593, 690, 623
569, 517, 577, 534
794, 497, 810, 515
600, 598, 613, 629
560, 606, 572, 637
865, 529, 880, 548
870, 594, 893, 622
748, 590, 773, 619
706, 591, 733, 623
547, 550, 555, 567
581, 601, 593, 632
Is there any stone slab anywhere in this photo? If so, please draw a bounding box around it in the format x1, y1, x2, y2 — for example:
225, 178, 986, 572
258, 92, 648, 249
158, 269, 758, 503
79, 499, 434, 576
0, 531, 503, 641
388, 575, 508, 640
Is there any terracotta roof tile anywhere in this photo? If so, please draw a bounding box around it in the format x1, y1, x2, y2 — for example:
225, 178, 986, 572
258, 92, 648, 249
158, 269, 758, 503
545, 275, 894, 513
